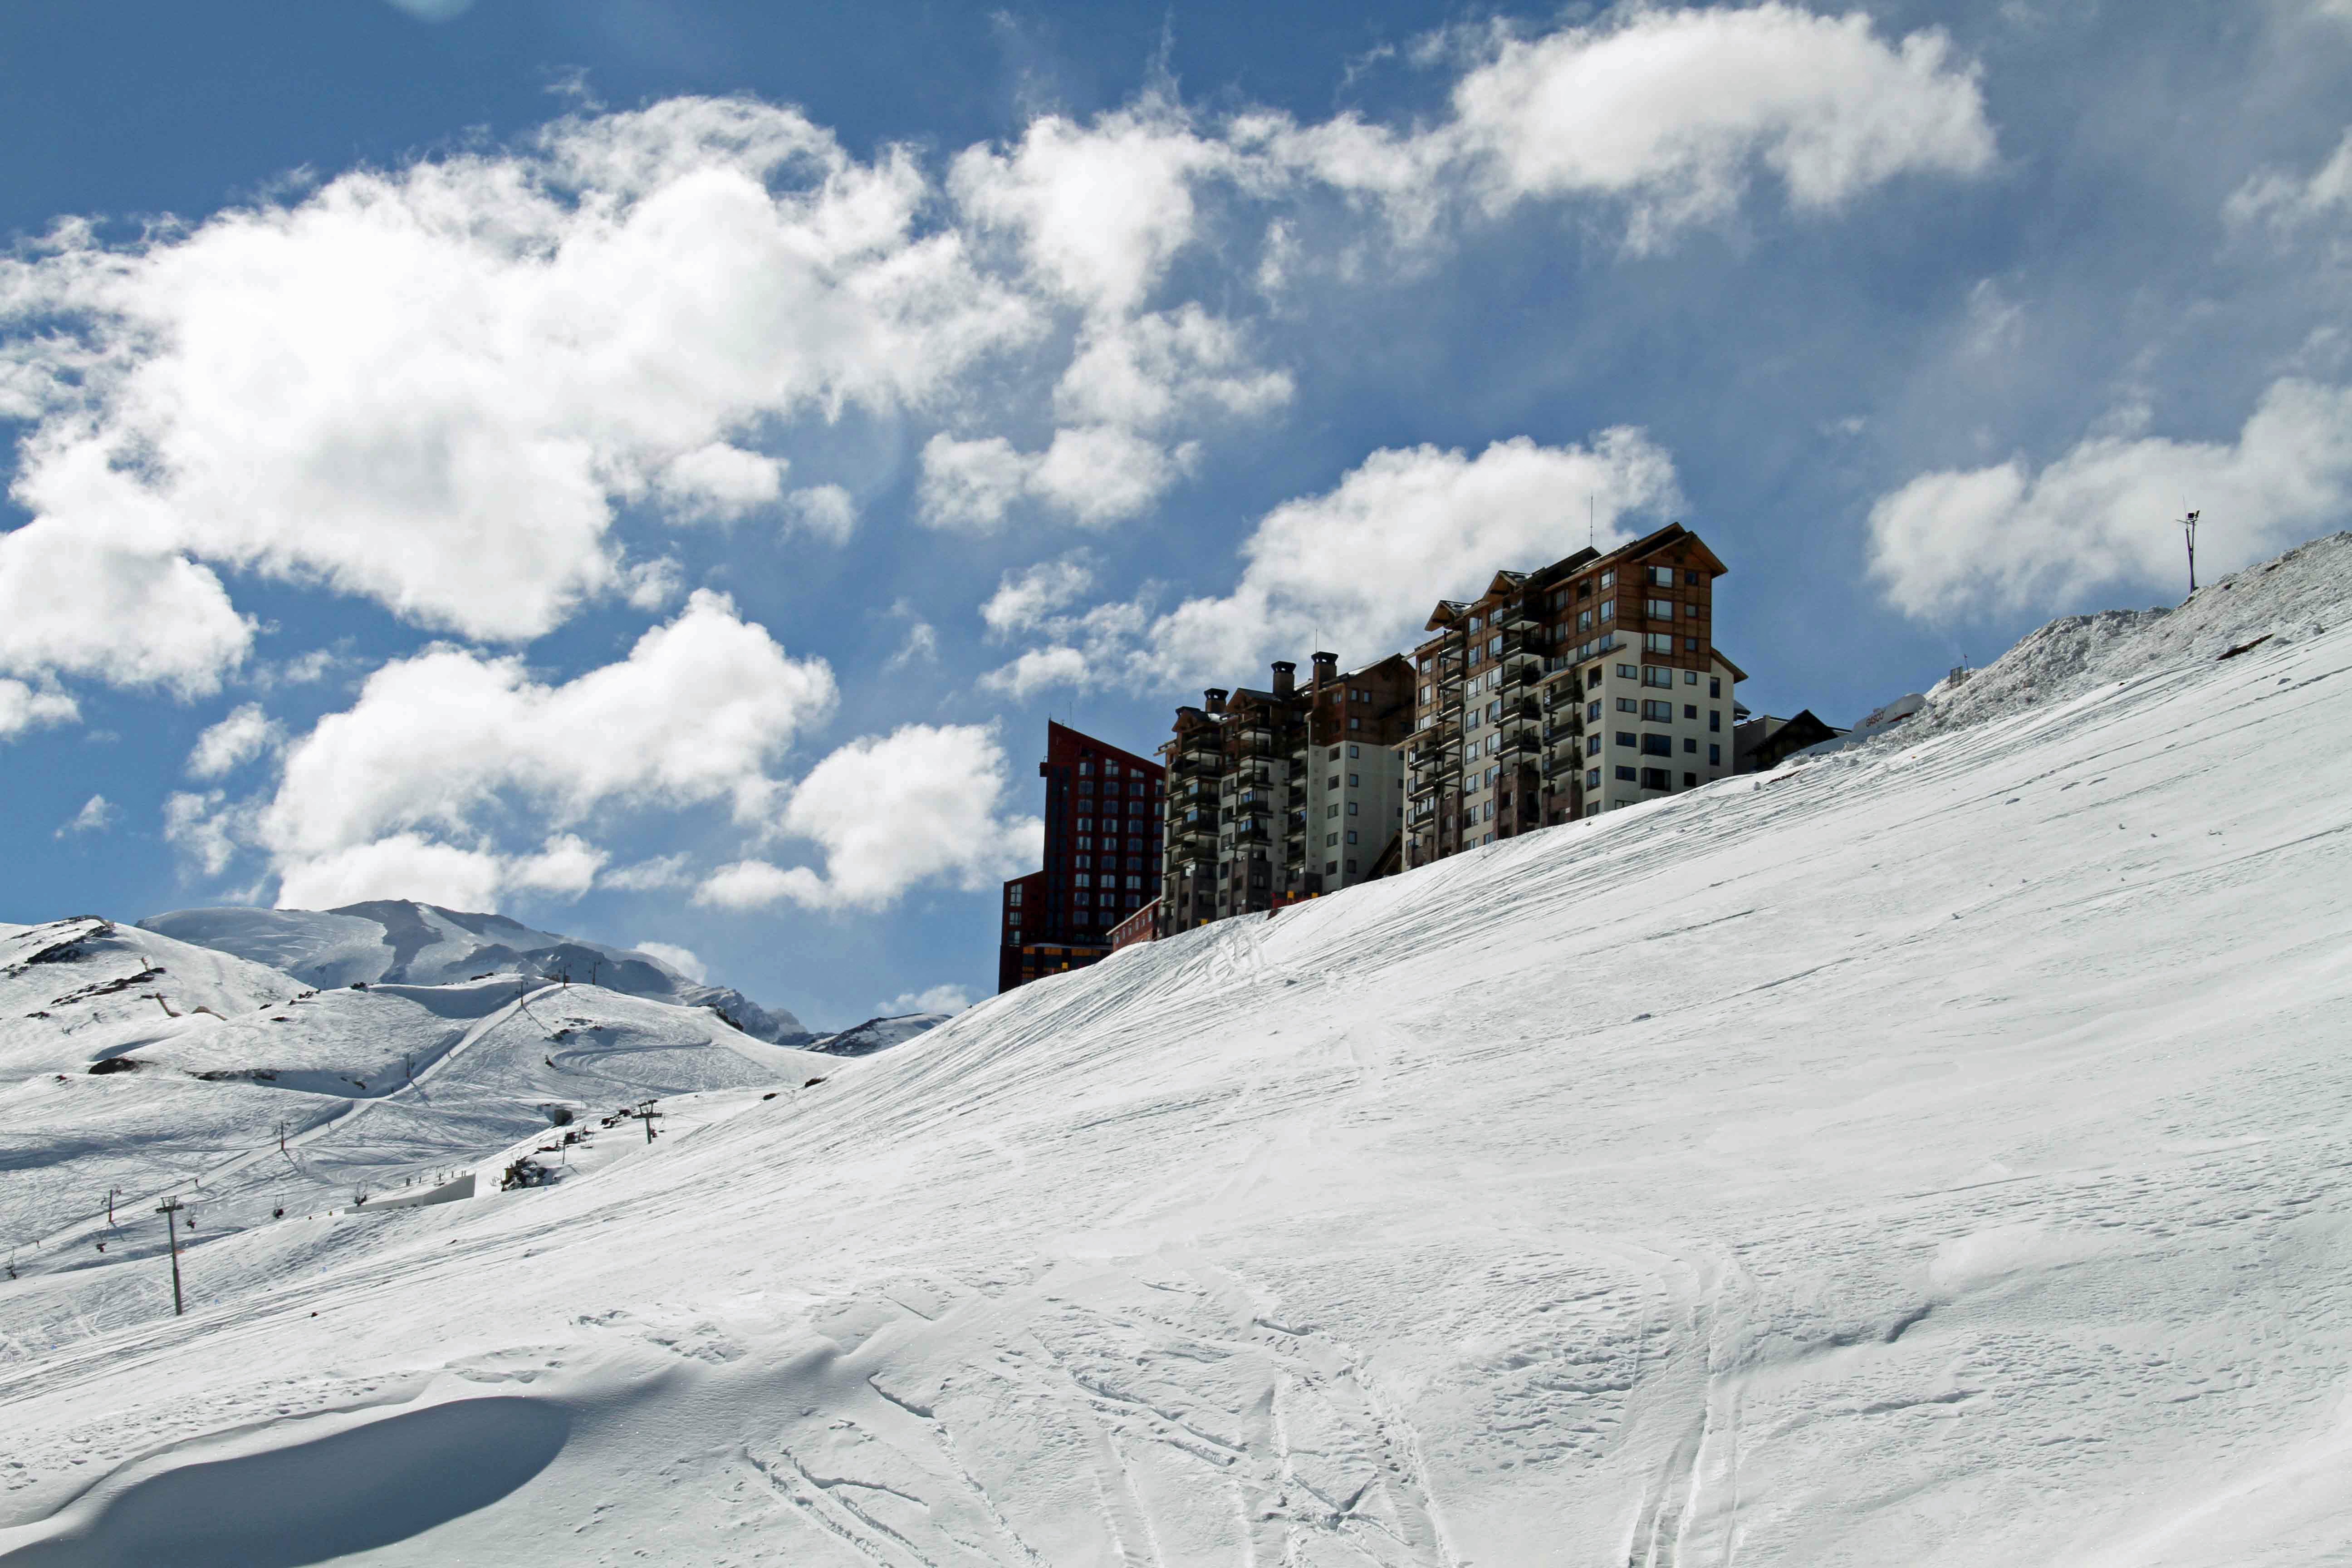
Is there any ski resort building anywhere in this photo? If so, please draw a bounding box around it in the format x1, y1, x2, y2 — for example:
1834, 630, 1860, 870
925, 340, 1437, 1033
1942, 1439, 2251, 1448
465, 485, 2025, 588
1158, 652, 1416, 931
996, 722, 1166, 993
1405, 524, 1744, 867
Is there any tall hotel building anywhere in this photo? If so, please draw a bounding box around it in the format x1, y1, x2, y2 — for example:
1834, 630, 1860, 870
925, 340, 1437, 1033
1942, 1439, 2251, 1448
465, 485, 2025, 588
996, 722, 1166, 992
1406, 524, 1744, 866
1159, 652, 1416, 930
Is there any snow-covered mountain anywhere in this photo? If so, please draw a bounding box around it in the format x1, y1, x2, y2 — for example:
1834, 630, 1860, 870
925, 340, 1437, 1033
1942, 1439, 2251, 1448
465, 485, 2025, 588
5, 534, 2352, 1564
809, 1010, 951, 1057
140, 899, 810, 1045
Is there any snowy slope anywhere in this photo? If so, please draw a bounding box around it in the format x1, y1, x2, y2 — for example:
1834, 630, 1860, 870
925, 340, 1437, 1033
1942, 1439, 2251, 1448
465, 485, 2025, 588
810, 1011, 950, 1057
5, 539, 2352, 1564
139, 899, 810, 1044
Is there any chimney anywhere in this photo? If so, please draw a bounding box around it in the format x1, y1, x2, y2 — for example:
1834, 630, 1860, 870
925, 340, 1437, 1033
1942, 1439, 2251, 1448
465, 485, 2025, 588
1204, 687, 1228, 714
1311, 651, 1338, 686
1270, 660, 1296, 697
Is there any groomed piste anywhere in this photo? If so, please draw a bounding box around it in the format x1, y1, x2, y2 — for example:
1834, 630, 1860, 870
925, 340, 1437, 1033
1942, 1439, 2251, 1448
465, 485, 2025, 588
4, 534, 2351, 1565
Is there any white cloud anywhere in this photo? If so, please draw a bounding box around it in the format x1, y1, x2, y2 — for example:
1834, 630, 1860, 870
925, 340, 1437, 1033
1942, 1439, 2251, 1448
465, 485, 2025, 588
1441, 5, 1994, 246
981, 556, 1095, 638
260, 588, 834, 900
602, 853, 694, 891
1054, 306, 1294, 431
786, 484, 858, 543
1867, 379, 2352, 619
951, 105, 1235, 319
879, 984, 970, 1016
187, 702, 282, 779
0, 97, 1036, 694
1125, 431, 1681, 688
916, 433, 1034, 530
0, 523, 251, 696
979, 645, 1095, 699
0, 678, 78, 740
56, 794, 115, 837
633, 940, 708, 983
887, 619, 940, 670
2227, 128, 2352, 235
275, 834, 509, 911
656, 443, 788, 522
695, 858, 814, 910
164, 789, 245, 877
916, 426, 1189, 530
698, 723, 1039, 910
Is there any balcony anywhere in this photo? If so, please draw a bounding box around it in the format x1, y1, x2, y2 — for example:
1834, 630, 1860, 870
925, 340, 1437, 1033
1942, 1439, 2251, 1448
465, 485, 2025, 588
1231, 823, 1273, 846
1170, 749, 1223, 782
1235, 792, 1275, 818
1541, 753, 1580, 780
1286, 811, 1308, 837
1499, 656, 1542, 687
1494, 599, 1537, 630
1230, 763, 1274, 789
1233, 726, 1279, 757
1541, 682, 1583, 714
1542, 715, 1582, 746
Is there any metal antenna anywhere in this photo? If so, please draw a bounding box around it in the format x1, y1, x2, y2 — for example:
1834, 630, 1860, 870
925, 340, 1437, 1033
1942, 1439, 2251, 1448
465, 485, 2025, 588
2181, 510, 2200, 595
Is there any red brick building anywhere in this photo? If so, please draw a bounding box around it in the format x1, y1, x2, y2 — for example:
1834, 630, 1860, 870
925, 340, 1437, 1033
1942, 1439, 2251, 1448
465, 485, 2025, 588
997, 722, 1166, 993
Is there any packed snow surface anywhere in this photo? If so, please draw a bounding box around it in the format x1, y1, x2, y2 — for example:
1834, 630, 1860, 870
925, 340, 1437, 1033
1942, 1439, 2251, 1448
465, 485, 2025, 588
139, 900, 807, 1044
5, 534, 2352, 1564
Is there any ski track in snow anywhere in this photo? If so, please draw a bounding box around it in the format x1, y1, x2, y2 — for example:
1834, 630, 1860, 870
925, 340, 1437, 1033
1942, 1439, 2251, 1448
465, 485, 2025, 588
5, 538, 2352, 1562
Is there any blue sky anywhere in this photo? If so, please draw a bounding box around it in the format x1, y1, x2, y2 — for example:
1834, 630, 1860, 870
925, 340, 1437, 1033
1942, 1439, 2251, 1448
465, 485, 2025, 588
3, 0, 2349, 1027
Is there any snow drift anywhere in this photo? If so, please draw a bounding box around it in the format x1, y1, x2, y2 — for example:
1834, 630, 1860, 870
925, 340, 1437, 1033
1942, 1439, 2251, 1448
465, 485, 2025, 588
5, 532, 2352, 1564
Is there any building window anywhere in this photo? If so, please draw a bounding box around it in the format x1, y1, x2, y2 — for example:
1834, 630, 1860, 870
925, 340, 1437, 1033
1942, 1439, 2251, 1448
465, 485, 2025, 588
1074, 872, 1091, 886
1600, 602, 1615, 622
1643, 700, 1672, 721
1617, 697, 1638, 714
1641, 734, 1672, 757
1640, 767, 1671, 790
1327, 804, 1339, 818
1616, 730, 1636, 748
1710, 676, 1722, 698
1642, 666, 1674, 688
1586, 768, 1601, 789
1617, 663, 1637, 679
1686, 638, 1701, 652
1346, 830, 1358, 844
1079, 761, 1093, 775
1600, 569, 1616, 588
1687, 569, 1702, 585
1347, 801, 1358, 814
1349, 717, 1362, 730
1348, 773, 1360, 787
1586, 735, 1601, 757
1009, 886, 1024, 906
1326, 860, 1339, 874
1079, 778, 1095, 794
1709, 743, 1722, 765
1644, 633, 1675, 653
1482, 801, 1494, 821
1616, 765, 1637, 781
1326, 832, 1339, 847
1646, 598, 1673, 618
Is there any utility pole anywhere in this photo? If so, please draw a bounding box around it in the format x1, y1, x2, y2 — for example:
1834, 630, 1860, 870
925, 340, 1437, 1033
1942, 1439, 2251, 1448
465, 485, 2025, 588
276, 1119, 289, 1154
107, 1186, 122, 1226
2182, 510, 2200, 595
157, 1197, 185, 1316
637, 1098, 660, 1144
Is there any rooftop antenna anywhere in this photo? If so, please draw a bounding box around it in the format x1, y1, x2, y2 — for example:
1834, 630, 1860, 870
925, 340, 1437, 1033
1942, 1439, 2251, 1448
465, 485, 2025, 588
2180, 509, 2200, 596
1588, 495, 1595, 551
